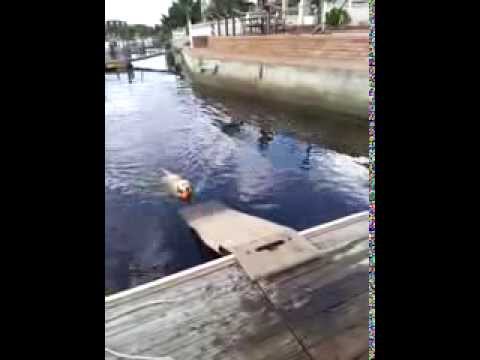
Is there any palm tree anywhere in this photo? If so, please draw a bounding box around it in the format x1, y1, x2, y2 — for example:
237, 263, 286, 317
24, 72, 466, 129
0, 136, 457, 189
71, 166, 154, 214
162, 0, 201, 34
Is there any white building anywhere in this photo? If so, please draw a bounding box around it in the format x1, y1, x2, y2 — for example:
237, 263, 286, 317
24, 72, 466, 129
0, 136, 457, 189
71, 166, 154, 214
199, 0, 368, 27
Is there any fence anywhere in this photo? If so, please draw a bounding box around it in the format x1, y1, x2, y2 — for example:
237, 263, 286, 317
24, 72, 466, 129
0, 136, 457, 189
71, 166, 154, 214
180, 1, 368, 44
191, 18, 245, 37
190, 14, 286, 38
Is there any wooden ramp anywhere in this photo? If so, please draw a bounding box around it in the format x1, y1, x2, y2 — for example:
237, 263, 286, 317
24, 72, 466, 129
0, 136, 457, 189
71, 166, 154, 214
180, 201, 322, 280
105, 211, 369, 360
180, 201, 293, 253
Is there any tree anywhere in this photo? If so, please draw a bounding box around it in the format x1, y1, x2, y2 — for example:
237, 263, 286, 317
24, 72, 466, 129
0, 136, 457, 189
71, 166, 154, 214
162, 0, 201, 31
127, 27, 137, 40
160, 0, 249, 38
203, 0, 251, 20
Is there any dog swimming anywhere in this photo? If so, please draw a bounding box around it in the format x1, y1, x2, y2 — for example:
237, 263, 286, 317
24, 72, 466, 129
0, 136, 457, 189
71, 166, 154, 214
159, 169, 193, 202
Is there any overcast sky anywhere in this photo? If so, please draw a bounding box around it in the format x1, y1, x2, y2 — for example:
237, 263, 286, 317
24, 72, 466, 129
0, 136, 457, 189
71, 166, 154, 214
105, 0, 174, 26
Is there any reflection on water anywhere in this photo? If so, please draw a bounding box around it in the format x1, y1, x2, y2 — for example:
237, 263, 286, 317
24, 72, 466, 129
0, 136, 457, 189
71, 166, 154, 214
105, 56, 368, 294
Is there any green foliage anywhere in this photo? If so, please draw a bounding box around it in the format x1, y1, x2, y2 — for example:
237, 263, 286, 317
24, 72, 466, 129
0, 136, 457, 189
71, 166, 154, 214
204, 0, 251, 20
105, 22, 129, 39
326, 7, 351, 26
157, 25, 172, 45
106, 23, 160, 40
160, 0, 250, 40
161, 0, 202, 30
127, 27, 137, 40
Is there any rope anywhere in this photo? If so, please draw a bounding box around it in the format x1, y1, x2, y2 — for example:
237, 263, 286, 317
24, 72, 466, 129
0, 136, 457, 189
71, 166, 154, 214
105, 300, 176, 360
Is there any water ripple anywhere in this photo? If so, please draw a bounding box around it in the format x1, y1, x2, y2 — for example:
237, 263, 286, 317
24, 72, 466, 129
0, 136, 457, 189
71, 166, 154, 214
105, 63, 368, 293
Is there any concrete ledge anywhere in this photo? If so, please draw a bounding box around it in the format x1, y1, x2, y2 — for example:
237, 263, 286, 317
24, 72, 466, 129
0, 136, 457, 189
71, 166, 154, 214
180, 49, 368, 119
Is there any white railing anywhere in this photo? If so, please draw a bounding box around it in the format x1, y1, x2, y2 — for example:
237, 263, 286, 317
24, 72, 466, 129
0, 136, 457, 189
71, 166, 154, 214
191, 18, 246, 37
178, 1, 368, 43
191, 21, 215, 36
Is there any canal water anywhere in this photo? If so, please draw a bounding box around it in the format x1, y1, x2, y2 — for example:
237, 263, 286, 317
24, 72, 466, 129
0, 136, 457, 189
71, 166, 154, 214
105, 56, 368, 294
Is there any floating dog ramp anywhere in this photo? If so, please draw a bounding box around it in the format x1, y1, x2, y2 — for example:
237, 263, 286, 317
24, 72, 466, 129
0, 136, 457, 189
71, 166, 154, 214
180, 201, 320, 280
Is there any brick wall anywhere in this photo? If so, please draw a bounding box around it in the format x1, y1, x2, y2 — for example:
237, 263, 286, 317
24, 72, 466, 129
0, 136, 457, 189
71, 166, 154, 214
204, 34, 368, 61
192, 36, 209, 48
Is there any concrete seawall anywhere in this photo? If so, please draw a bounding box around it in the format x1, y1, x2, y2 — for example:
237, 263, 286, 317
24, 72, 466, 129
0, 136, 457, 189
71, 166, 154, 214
171, 34, 368, 119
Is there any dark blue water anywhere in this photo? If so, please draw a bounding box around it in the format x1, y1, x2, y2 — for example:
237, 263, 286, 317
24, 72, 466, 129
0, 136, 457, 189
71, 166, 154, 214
105, 56, 368, 294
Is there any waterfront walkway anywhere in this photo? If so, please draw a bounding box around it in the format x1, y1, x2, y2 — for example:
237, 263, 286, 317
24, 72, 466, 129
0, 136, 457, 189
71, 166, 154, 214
105, 210, 368, 360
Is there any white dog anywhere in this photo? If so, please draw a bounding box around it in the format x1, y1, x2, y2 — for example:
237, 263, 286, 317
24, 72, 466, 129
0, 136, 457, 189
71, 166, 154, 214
159, 169, 193, 202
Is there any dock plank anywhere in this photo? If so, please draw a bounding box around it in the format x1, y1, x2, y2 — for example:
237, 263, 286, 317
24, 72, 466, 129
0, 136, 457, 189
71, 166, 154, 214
257, 215, 368, 358
179, 201, 294, 253
106, 261, 310, 360
106, 211, 368, 360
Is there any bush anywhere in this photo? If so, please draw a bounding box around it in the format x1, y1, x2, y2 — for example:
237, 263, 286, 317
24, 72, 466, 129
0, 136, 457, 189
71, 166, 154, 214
326, 7, 351, 26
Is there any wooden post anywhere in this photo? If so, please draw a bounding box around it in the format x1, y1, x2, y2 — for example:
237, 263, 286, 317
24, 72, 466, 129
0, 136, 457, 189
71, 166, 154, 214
217, 19, 221, 36
233, 17, 236, 36
225, 17, 229, 36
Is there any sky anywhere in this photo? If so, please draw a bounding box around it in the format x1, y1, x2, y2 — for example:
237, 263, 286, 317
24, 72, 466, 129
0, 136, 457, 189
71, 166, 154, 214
105, 0, 174, 26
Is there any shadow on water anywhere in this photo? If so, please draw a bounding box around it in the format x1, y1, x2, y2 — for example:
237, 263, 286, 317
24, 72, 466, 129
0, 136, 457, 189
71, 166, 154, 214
105, 62, 368, 294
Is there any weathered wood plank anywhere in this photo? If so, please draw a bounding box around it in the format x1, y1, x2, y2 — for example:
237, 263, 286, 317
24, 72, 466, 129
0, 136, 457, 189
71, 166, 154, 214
303, 214, 368, 253
231, 231, 320, 280
307, 324, 369, 360
105, 211, 367, 308
179, 201, 294, 253
257, 216, 368, 359
105, 212, 369, 360
106, 261, 310, 360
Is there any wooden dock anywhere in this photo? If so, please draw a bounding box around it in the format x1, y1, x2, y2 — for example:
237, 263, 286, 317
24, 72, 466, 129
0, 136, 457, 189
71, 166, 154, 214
131, 51, 165, 62
105, 207, 368, 360
105, 51, 165, 73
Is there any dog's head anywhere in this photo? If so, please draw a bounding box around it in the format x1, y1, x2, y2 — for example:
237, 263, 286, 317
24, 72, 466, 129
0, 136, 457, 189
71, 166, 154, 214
176, 179, 193, 201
